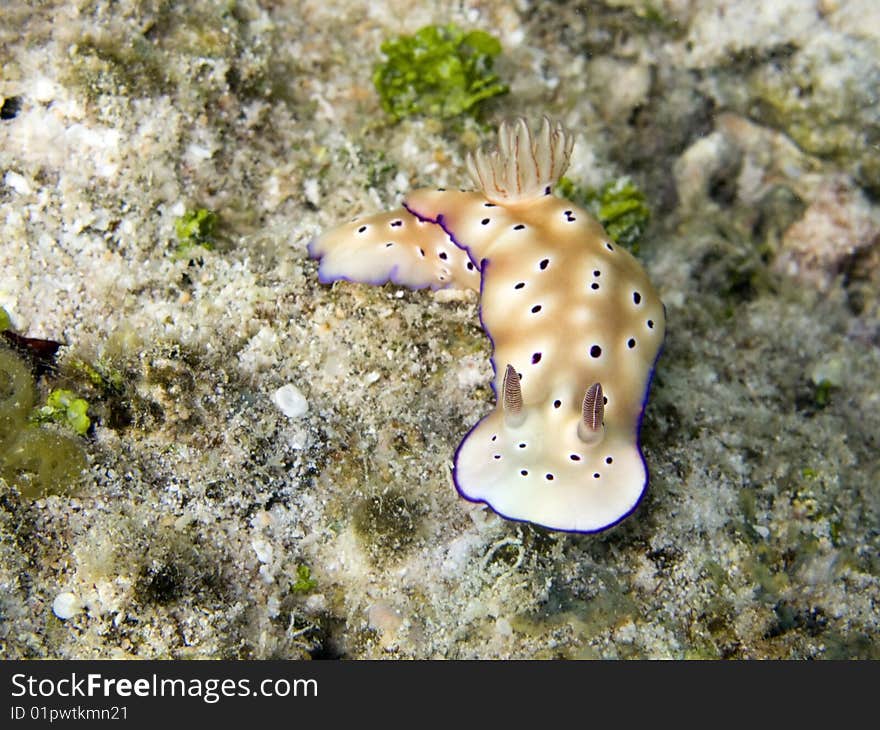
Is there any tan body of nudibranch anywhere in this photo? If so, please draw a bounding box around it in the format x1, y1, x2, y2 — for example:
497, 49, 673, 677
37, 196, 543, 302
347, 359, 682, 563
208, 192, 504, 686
309, 117, 665, 533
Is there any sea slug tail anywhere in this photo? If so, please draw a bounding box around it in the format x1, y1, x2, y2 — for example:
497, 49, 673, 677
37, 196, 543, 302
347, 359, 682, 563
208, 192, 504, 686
308, 207, 480, 291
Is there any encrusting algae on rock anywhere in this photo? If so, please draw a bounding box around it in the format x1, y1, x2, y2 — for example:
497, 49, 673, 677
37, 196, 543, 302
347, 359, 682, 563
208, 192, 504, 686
309, 118, 665, 533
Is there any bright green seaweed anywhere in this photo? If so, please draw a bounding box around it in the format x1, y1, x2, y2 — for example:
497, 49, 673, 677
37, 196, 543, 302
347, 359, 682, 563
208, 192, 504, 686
373, 24, 508, 121
35, 389, 91, 436
174, 208, 219, 257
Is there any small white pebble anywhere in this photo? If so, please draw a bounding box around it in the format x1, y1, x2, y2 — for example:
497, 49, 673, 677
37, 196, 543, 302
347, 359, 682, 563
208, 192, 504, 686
186, 143, 212, 161
266, 594, 281, 618
32, 77, 57, 103
52, 591, 81, 620
304, 594, 327, 614
303, 178, 321, 207
753, 524, 770, 539
4, 171, 32, 195
251, 538, 274, 564
393, 171, 409, 192
272, 384, 308, 419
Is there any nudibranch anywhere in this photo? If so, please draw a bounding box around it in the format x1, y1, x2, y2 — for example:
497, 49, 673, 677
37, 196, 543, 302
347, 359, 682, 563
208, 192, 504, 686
309, 117, 665, 533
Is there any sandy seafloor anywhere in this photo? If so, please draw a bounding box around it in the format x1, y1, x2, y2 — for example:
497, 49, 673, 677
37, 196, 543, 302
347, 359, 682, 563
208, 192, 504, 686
1, 0, 878, 659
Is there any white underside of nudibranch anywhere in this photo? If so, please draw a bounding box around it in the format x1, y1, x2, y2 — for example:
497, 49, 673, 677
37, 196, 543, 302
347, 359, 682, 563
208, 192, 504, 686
309, 117, 665, 533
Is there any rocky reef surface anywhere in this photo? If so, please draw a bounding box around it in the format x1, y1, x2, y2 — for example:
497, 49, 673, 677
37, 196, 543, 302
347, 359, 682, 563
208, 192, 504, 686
1, 0, 877, 659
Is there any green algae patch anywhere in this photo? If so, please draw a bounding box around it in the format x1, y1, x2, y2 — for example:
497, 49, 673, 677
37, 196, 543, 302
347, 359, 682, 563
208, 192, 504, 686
0, 348, 34, 445
0, 348, 87, 499
174, 208, 219, 257
70, 358, 126, 397
68, 354, 139, 432
292, 564, 318, 594
35, 389, 91, 436
373, 24, 508, 122
0, 427, 87, 500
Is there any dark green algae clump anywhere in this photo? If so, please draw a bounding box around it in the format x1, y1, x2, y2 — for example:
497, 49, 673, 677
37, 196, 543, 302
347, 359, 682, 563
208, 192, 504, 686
373, 24, 508, 121
0, 348, 86, 499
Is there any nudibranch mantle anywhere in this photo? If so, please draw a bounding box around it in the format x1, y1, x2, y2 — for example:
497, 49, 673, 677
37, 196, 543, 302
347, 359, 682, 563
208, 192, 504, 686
308, 117, 665, 533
